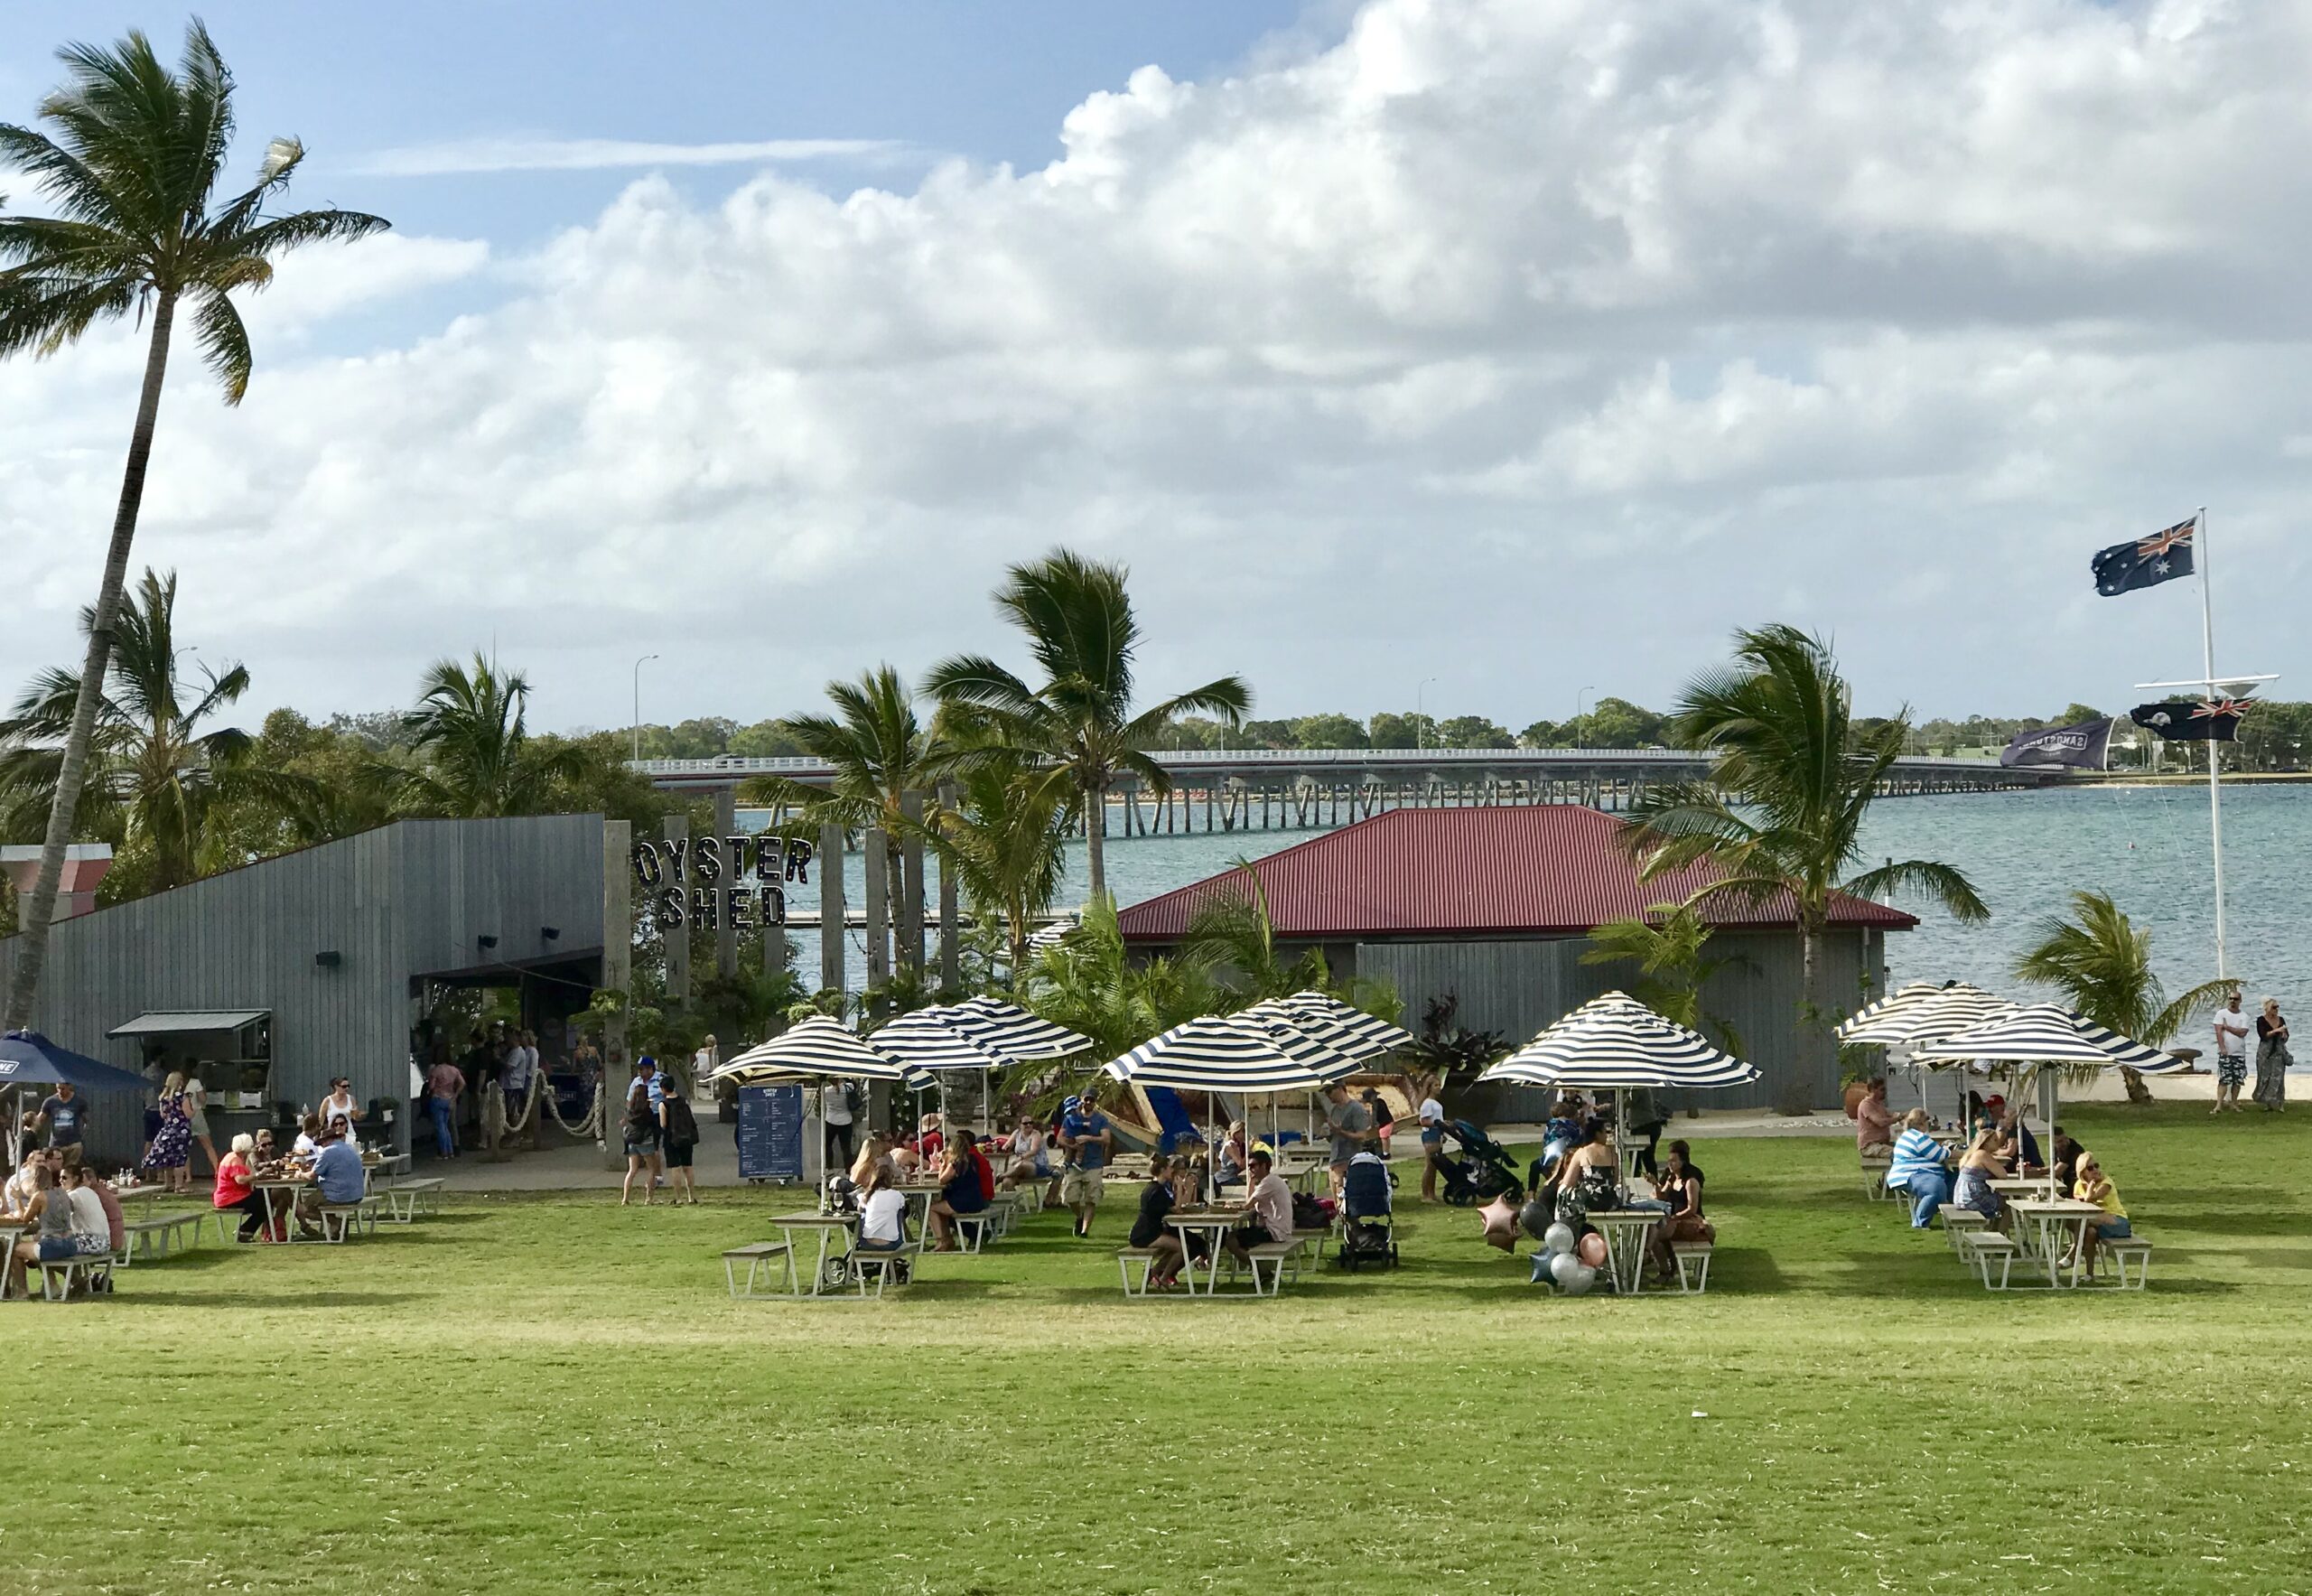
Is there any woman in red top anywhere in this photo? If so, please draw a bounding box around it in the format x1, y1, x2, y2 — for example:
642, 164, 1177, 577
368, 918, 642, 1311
212, 1134, 270, 1243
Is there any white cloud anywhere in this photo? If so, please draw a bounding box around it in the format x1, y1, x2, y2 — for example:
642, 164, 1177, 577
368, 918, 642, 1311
5, 0, 2312, 733
352, 135, 918, 177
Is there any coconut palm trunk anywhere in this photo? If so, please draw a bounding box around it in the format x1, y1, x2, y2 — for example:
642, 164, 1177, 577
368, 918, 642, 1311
1083, 771, 1109, 904
4, 293, 175, 1030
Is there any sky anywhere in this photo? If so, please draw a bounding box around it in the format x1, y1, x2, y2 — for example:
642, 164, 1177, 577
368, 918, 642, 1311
3, 0, 2307, 740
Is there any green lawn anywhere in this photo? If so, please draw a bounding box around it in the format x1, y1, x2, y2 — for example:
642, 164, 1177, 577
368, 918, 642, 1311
32, 1104, 2312, 1595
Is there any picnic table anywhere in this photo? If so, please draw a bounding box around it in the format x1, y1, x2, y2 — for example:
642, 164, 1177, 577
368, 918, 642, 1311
250, 1178, 312, 1243
1586, 1209, 1664, 1294
1164, 1207, 1250, 1296
891, 1182, 948, 1254
769, 1211, 862, 1297
2008, 1198, 2104, 1288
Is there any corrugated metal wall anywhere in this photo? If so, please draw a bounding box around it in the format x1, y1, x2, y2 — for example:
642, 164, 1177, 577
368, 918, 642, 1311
1355, 928, 1887, 1115
0, 817, 607, 1163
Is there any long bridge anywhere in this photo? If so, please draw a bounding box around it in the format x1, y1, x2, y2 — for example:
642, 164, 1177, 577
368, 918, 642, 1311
631, 747, 2055, 838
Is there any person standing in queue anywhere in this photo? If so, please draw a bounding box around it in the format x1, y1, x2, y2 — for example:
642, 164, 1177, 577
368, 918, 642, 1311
657, 1072, 703, 1206
1418, 1090, 1448, 1201
1058, 1087, 1114, 1238
424, 1049, 467, 1161
620, 1057, 663, 1206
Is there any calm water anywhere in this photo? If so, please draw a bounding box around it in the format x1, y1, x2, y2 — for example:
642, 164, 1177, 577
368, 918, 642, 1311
786, 785, 2310, 1013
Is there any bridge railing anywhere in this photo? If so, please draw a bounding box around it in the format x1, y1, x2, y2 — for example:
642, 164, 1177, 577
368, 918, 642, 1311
629, 746, 2013, 779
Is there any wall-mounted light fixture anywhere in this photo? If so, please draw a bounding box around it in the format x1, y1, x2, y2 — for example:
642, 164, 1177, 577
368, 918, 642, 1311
477, 934, 499, 952
540, 925, 561, 942
314, 950, 342, 968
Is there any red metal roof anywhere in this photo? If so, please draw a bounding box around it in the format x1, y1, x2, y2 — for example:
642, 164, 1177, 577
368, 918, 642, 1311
1114, 807, 1919, 941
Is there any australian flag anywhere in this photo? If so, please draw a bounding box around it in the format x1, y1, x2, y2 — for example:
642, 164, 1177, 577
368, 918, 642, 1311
2130, 698, 2250, 742
2092, 518, 2195, 595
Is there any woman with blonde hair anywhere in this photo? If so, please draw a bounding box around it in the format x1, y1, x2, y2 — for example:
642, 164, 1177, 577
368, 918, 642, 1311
2252, 997, 2290, 1112
148, 1072, 195, 1192
1952, 1128, 2011, 1229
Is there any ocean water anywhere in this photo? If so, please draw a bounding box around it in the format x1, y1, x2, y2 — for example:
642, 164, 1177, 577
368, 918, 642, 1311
783, 784, 2309, 1014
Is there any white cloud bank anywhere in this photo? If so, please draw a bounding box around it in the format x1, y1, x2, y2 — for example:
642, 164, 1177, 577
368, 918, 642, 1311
352, 135, 918, 176
5, 0, 2311, 731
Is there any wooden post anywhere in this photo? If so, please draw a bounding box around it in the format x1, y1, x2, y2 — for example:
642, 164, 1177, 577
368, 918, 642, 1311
863, 827, 890, 1014
937, 781, 960, 994
899, 790, 926, 980
713, 785, 739, 981
601, 818, 631, 1171
661, 813, 690, 1009
818, 821, 845, 995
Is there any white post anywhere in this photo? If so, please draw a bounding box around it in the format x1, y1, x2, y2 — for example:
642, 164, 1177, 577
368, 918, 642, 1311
2195, 509, 2227, 979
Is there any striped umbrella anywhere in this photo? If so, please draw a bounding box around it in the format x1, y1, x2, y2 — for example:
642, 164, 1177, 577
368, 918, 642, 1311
867, 1009, 1012, 1073
1249, 992, 1415, 1064
715, 1015, 934, 1089
1478, 992, 1761, 1091
1840, 983, 2016, 1048
1835, 981, 1961, 1043
947, 997, 1093, 1063
1106, 1011, 1360, 1093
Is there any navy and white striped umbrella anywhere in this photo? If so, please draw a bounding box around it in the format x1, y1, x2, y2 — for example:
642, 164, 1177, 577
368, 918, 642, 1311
1106, 1011, 1360, 1092
866, 1008, 1012, 1073
1839, 983, 2016, 1047
947, 996, 1093, 1062
1246, 992, 1415, 1064
1913, 1003, 2186, 1074
1478, 992, 1761, 1090
715, 1015, 935, 1088
1836, 981, 1963, 1043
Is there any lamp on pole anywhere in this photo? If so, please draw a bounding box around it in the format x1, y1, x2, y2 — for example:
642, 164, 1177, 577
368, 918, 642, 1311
631, 654, 660, 763
1415, 677, 1440, 750
1574, 685, 1597, 742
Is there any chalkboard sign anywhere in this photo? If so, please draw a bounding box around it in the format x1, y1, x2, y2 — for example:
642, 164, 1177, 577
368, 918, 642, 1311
737, 1084, 806, 1182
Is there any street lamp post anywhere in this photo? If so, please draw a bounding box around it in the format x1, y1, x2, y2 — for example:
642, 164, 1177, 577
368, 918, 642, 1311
1415, 677, 1440, 750
1574, 685, 1597, 743
631, 654, 660, 763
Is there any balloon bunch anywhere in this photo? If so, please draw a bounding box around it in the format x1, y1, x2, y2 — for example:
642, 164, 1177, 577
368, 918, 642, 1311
1527, 1220, 1604, 1295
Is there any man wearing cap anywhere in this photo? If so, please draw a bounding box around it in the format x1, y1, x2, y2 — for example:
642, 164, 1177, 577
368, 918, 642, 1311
1058, 1087, 1113, 1237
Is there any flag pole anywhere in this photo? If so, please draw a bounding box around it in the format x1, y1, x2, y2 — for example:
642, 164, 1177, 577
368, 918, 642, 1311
2195, 508, 2227, 980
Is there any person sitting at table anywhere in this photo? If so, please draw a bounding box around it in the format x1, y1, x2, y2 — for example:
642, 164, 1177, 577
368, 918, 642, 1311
1994, 1104, 2045, 1176
1952, 1129, 2011, 1230
292, 1112, 324, 1162
1552, 1118, 1622, 1227
1884, 1109, 1954, 1228
890, 1134, 922, 1180
1855, 1078, 1895, 1158
0, 1151, 42, 1219
1528, 1097, 1590, 1195
1646, 1141, 1711, 1283
2050, 1125, 2088, 1195
291, 1123, 368, 1236
73, 1164, 126, 1258
917, 1114, 946, 1166
927, 1131, 990, 1252
999, 1115, 1051, 1190
1223, 1148, 1293, 1273
214, 1133, 272, 1243
62, 1164, 115, 1279
855, 1166, 909, 1254
2062, 1153, 2131, 1282
1128, 1153, 1189, 1290
5, 1163, 80, 1298
849, 1130, 900, 1191
1214, 1122, 1249, 1190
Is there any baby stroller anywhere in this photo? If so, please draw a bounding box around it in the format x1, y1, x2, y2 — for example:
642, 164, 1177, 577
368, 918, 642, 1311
1337, 1151, 1397, 1270
1435, 1119, 1523, 1207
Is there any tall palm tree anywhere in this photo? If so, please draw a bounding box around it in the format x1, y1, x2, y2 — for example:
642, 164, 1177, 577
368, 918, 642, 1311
0, 568, 305, 891
743, 666, 948, 966
0, 21, 387, 1027
396, 656, 587, 818
918, 758, 1071, 983
2014, 890, 2233, 1104
1626, 624, 1988, 1110
926, 549, 1250, 903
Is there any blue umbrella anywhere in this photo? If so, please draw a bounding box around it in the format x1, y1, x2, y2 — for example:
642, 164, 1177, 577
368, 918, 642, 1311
0, 1031, 149, 1092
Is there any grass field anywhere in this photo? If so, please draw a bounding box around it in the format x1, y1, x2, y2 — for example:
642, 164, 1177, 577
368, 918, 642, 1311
30, 1104, 2311, 1596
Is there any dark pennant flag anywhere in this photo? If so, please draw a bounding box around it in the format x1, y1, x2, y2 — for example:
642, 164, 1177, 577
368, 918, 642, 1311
2130, 698, 2249, 742
2093, 518, 2195, 595
2000, 717, 2113, 769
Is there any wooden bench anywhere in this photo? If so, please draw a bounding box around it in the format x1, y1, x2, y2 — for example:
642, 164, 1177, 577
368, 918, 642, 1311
849, 1247, 909, 1298
1244, 1238, 1307, 1296
122, 1210, 206, 1264
1669, 1241, 1714, 1293
722, 1241, 797, 1298
1954, 1231, 2018, 1290
947, 1211, 994, 1255
1860, 1154, 1892, 1200
1116, 1247, 1161, 1298
36, 1253, 113, 1301
381, 1178, 445, 1223
2097, 1236, 2154, 1290
315, 1203, 368, 1243
1937, 1205, 1988, 1253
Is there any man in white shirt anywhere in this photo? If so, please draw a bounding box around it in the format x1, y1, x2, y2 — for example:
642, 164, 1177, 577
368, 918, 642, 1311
1418, 1093, 1449, 1201
1224, 1148, 1293, 1271
2214, 994, 2251, 1115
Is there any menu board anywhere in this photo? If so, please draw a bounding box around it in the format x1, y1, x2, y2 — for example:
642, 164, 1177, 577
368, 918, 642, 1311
737, 1084, 806, 1182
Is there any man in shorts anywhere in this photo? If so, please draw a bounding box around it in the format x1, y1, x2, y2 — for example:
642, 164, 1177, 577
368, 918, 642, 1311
1223, 1148, 1294, 1273
1058, 1088, 1113, 1237
2214, 993, 2251, 1115
1417, 1090, 1448, 1201
1323, 1082, 1374, 1196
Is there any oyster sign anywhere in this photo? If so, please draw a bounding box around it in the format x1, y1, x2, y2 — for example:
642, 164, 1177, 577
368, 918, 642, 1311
631, 835, 813, 933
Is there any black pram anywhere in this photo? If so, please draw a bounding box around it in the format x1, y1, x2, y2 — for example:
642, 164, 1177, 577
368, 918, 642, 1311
1434, 1119, 1523, 1207
1337, 1152, 1397, 1270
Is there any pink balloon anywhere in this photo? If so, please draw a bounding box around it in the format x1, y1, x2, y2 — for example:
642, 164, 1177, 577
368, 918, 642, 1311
1578, 1232, 1608, 1269
1479, 1194, 1519, 1252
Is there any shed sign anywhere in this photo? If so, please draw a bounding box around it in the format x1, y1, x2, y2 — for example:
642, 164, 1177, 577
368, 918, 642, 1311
631, 835, 812, 934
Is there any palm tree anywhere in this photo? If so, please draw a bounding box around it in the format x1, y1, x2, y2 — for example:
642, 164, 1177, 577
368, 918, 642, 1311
396, 656, 587, 818
0, 568, 307, 891
925, 549, 1251, 903
2014, 890, 2233, 1105
1626, 624, 1988, 1111
1580, 901, 1748, 1057
918, 758, 1071, 983
0, 21, 387, 1027
1021, 897, 1217, 1060
743, 666, 949, 967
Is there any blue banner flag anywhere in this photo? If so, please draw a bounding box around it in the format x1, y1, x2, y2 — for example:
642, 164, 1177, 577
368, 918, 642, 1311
2000, 717, 2112, 769
2092, 518, 2195, 595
